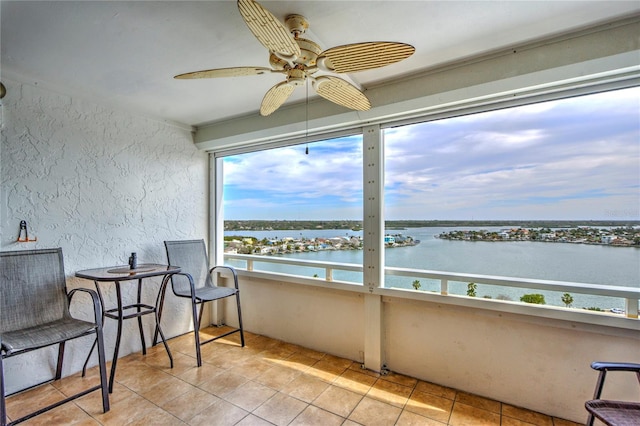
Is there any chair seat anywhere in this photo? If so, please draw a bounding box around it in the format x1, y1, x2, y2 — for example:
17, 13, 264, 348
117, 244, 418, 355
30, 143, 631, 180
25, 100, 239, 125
1, 318, 96, 355
175, 286, 237, 302
586, 400, 640, 425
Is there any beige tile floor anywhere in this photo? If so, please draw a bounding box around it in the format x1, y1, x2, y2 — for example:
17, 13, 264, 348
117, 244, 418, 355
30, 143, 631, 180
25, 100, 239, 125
5, 327, 584, 426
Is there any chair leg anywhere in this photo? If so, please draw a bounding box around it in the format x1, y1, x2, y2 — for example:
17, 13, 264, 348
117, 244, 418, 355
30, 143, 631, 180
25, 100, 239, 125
1, 356, 6, 426
55, 342, 65, 380
81, 339, 97, 377
95, 328, 110, 413
586, 411, 595, 426
593, 370, 607, 399
197, 302, 206, 331
192, 300, 202, 367
235, 291, 245, 347
586, 369, 608, 426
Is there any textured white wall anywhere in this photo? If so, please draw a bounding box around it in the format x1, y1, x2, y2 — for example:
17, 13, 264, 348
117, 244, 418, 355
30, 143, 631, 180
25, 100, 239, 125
384, 298, 640, 423
235, 276, 365, 362
1, 80, 208, 393
229, 272, 639, 423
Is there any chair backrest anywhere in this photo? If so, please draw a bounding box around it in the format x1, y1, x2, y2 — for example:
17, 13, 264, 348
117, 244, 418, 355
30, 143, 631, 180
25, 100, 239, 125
0, 248, 70, 334
164, 240, 213, 296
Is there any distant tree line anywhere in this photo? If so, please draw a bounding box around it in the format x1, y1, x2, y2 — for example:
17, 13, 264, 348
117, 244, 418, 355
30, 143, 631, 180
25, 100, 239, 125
225, 220, 359, 231
225, 219, 640, 231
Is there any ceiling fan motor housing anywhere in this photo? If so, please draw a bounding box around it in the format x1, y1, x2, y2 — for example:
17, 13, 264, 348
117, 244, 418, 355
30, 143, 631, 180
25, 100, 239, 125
286, 68, 306, 86
270, 37, 321, 73
285, 14, 309, 38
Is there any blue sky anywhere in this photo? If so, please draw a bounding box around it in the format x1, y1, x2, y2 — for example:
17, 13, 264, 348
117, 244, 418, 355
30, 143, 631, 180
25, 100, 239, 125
223, 87, 639, 221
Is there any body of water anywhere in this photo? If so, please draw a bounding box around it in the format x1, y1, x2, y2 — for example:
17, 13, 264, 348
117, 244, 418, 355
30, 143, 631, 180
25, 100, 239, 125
225, 227, 640, 311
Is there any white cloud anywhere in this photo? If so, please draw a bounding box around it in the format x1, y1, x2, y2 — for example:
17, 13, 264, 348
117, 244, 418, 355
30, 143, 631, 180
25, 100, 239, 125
225, 87, 640, 220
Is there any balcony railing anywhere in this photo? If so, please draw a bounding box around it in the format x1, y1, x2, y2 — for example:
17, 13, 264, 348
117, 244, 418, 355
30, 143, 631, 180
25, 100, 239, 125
224, 253, 640, 321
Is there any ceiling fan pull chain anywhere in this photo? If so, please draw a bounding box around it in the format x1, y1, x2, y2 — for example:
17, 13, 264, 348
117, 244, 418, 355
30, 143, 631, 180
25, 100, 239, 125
305, 76, 309, 155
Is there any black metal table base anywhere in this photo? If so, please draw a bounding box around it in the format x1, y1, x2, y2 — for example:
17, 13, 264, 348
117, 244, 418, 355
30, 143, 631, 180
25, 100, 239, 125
82, 274, 174, 393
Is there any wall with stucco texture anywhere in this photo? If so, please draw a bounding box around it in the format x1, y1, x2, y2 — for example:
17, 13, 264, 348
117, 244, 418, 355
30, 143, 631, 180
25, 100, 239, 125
383, 298, 640, 423
0, 80, 208, 393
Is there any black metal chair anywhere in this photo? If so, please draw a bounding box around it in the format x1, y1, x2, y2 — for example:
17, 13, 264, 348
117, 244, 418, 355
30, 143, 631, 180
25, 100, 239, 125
155, 240, 244, 367
0, 248, 109, 426
585, 361, 640, 426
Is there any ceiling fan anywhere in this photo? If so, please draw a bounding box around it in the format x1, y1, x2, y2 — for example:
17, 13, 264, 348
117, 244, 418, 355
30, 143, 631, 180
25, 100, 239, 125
175, 0, 415, 116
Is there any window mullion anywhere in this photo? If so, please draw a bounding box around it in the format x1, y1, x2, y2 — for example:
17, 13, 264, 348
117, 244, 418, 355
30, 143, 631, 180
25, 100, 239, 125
362, 124, 385, 372
363, 125, 384, 290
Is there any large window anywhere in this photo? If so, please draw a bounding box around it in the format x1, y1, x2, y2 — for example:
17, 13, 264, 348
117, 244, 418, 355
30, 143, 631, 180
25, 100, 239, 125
222, 135, 364, 281
216, 86, 639, 313
383, 87, 640, 310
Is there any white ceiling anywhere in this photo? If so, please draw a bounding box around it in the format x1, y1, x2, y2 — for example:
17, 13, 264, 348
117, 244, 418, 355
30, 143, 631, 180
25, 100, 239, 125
2, 1, 639, 128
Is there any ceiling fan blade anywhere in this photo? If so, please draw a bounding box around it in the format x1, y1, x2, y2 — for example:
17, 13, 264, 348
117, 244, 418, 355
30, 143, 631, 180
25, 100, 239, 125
237, 0, 300, 60
312, 76, 371, 111
260, 81, 296, 116
317, 42, 415, 73
174, 67, 275, 79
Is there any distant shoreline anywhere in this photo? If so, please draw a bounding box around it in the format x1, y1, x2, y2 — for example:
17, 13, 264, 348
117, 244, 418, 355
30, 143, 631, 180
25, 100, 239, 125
437, 227, 639, 247
224, 233, 420, 255
225, 219, 640, 232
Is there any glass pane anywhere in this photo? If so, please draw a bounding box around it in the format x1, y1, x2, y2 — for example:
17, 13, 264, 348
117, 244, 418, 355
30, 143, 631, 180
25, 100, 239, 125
222, 136, 364, 283
383, 87, 640, 312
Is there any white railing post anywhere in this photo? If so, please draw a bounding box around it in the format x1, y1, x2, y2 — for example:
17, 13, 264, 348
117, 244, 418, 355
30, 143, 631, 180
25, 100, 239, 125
441, 279, 449, 295
247, 259, 253, 271
326, 267, 333, 282
625, 297, 639, 319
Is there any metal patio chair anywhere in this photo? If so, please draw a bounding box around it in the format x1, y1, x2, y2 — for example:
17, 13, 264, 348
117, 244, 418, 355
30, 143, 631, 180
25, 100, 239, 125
155, 240, 244, 367
585, 361, 640, 426
0, 248, 109, 426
